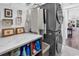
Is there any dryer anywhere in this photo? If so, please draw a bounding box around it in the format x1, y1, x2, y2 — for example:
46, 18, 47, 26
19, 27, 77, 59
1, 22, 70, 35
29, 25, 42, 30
40, 3, 63, 56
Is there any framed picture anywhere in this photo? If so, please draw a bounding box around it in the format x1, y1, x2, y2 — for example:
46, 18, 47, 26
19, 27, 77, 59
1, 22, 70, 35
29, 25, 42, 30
15, 17, 22, 25
4, 8, 12, 17
17, 10, 22, 17
0, 20, 2, 28
2, 28, 15, 37
2, 19, 13, 27
76, 20, 79, 27
16, 27, 25, 34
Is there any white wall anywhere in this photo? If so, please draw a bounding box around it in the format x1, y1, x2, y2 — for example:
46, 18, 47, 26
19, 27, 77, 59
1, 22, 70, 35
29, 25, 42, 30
62, 9, 68, 45
28, 8, 44, 34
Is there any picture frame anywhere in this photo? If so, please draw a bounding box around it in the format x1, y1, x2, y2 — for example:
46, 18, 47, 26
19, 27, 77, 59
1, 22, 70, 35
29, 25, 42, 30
15, 17, 22, 25
16, 27, 25, 34
2, 19, 13, 27
17, 10, 22, 17
4, 8, 12, 17
0, 20, 2, 28
76, 20, 79, 27
2, 28, 15, 37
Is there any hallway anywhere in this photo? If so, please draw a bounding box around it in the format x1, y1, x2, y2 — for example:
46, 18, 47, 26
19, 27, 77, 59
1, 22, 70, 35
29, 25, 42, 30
66, 28, 79, 50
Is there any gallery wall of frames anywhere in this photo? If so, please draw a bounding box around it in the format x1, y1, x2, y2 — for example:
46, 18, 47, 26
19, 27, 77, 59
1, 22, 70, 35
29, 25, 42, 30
0, 3, 27, 28
0, 3, 27, 37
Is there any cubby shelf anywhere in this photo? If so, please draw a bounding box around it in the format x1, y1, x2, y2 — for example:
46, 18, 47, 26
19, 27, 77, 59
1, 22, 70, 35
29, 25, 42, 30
0, 33, 42, 56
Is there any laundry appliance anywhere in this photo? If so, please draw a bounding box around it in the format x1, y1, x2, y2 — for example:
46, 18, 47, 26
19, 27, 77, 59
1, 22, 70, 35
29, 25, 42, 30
40, 3, 63, 56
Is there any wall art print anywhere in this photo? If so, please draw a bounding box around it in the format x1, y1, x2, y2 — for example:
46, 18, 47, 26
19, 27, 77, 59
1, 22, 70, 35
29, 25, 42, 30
4, 8, 13, 18
2, 28, 14, 37
2, 19, 13, 27
17, 10, 22, 17
15, 17, 22, 25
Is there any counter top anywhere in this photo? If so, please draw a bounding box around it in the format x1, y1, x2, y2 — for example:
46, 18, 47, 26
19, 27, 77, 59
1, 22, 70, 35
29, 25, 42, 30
0, 33, 42, 55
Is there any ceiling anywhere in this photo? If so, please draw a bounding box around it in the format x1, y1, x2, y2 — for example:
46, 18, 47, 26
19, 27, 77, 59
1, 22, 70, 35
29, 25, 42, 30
61, 3, 79, 9
26, 3, 79, 9
26, 3, 45, 8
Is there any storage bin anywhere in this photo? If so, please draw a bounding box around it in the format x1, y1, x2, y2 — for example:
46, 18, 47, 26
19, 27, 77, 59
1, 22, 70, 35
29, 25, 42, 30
42, 42, 50, 56
11, 48, 20, 56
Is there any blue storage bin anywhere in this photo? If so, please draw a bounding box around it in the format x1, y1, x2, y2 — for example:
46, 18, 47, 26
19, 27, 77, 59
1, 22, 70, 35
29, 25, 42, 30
19, 44, 31, 56
25, 44, 31, 56
35, 39, 41, 51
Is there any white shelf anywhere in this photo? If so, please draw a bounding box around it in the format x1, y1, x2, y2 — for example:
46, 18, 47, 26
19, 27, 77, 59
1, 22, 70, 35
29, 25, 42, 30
0, 33, 42, 55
